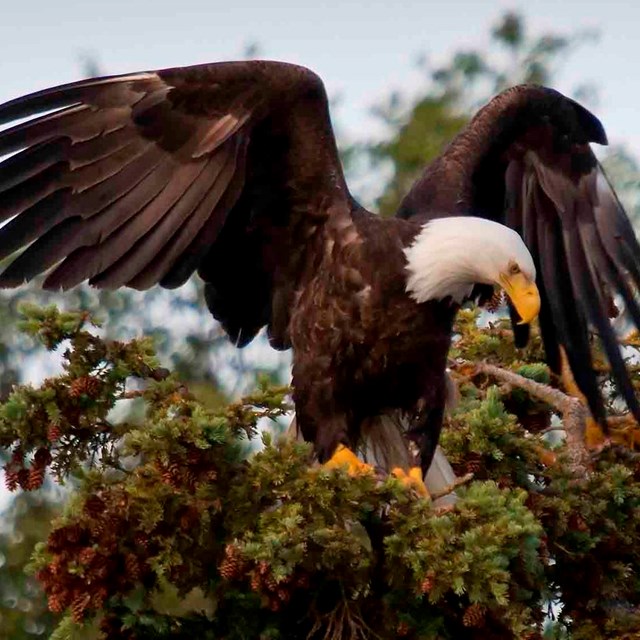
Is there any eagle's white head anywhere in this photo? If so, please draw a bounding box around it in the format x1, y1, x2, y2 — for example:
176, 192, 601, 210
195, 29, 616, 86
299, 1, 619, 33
404, 216, 540, 324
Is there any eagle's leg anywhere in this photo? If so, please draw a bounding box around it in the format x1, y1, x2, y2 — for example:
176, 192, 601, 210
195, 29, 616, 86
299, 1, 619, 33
324, 444, 373, 475
295, 404, 373, 475
391, 466, 430, 497
386, 406, 444, 498
407, 404, 445, 477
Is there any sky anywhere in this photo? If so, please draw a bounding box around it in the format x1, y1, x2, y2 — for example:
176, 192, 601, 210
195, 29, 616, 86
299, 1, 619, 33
1, 0, 640, 161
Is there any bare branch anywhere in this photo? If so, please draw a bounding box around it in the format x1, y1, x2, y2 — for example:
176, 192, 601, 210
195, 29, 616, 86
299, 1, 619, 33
430, 472, 474, 501
475, 362, 590, 476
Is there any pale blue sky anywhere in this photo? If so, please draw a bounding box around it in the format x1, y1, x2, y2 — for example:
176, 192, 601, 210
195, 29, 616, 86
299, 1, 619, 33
1, 0, 640, 162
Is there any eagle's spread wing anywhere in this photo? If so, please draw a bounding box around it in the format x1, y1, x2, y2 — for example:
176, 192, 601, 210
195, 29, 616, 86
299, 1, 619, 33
0, 61, 350, 348
400, 85, 640, 426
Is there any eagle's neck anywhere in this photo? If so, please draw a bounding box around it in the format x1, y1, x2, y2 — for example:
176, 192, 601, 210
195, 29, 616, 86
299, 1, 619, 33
403, 217, 508, 304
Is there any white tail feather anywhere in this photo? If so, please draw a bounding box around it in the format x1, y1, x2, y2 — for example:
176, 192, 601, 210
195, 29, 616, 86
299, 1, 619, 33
286, 373, 460, 506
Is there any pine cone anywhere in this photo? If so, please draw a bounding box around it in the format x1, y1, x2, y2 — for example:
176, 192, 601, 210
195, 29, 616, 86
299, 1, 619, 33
47, 529, 69, 553
91, 586, 109, 609
220, 556, 242, 580
26, 447, 51, 491
49, 556, 66, 577
65, 524, 85, 544
250, 572, 262, 592
465, 453, 483, 475
47, 424, 62, 442
78, 547, 97, 566
462, 603, 486, 628
125, 553, 141, 582
276, 588, 290, 603
69, 376, 102, 398
47, 592, 68, 614
485, 289, 505, 312
420, 575, 435, 594
520, 411, 551, 434
70, 593, 91, 622
183, 468, 197, 490
161, 463, 182, 487
27, 465, 46, 490
264, 573, 277, 591
4, 467, 19, 491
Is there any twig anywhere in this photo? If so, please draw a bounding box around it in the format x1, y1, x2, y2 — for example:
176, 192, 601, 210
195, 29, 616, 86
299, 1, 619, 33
119, 390, 145, 400
540, 426, 566, 435
475, 362, 590, 477
430, 472, 474, 501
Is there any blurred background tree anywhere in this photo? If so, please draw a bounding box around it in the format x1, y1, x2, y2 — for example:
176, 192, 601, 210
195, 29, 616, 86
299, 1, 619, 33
2, 10, 640, 639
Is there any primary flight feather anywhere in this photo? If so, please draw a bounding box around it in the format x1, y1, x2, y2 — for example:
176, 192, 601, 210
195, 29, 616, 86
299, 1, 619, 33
0, 60, 637, 478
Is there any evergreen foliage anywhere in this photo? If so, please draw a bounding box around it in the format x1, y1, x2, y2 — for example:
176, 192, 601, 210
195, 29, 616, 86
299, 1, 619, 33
1, 304, 640, 639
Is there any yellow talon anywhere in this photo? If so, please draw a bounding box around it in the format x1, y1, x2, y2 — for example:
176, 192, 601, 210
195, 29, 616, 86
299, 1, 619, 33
392, 466, 430, 498
559, 347, 607, 448
325, 444, 373, 475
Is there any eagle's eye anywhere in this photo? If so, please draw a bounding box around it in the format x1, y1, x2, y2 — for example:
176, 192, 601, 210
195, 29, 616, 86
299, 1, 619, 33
508, 263, 521, 275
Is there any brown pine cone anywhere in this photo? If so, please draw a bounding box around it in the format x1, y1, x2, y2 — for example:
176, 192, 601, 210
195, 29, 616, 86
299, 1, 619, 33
4, 467, 19, 491
91, 586, 109, 609
420, 575, 435, 594
47, 592, 68, 614
47, 424, 62, 442
462, 603, 486, 628
125, 553, 142, 582
220, 556, 242, 580
485, 289, 505, 312
27, 465, 46, 490
465, 453, 483, 475
70, 593, 91, 622
78, 547, 97, 566
250, 572, 262, 592
264, 573, 277, 591
276, 588, 290, 603
69, 376, 102, 398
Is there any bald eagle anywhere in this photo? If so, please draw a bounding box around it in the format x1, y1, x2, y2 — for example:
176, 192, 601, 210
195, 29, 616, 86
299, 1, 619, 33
0, 61, 639, 484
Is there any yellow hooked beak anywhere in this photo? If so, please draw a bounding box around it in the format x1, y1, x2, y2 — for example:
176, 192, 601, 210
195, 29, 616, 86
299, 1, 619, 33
499, 271, 541, 325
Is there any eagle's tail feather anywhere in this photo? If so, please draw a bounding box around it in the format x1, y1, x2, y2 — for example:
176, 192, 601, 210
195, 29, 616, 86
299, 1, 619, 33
286, 411, 458, 506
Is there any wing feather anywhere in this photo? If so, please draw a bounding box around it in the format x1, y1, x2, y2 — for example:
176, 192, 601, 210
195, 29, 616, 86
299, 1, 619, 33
0, 61, 350, 348
90, 140, 239, 289
403, 84, 640, 424
42, 156, 210, 289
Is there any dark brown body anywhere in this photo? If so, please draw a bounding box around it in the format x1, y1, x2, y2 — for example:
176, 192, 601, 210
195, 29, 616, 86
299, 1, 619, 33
290, 208, 455, 464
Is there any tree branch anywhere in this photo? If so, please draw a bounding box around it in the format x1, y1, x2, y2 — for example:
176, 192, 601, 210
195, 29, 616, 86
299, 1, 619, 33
475, 362, 590, 476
